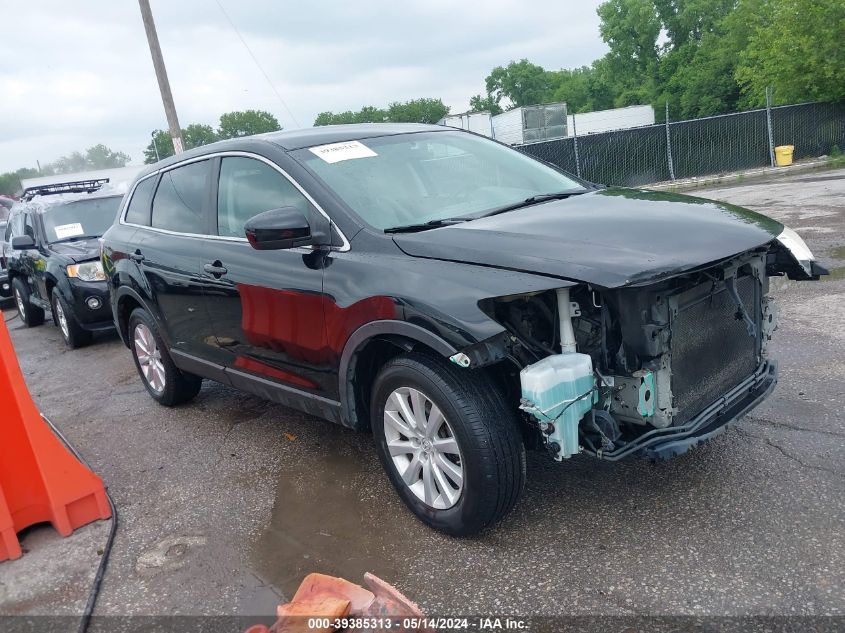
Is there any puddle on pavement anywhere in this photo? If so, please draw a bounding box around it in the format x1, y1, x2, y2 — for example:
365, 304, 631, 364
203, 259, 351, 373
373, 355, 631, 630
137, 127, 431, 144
829, 245, 845, 261
253, 431, 409, 599
821, 266, 845, 281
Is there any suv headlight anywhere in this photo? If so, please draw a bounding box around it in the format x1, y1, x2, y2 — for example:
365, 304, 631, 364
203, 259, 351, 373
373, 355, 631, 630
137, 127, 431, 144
776, 226, 815, 276
67, 261, 106, 282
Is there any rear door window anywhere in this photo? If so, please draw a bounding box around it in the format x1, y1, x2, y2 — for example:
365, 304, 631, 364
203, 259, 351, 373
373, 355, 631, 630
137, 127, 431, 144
151, 161, 210, 234
125, 177, 157, 226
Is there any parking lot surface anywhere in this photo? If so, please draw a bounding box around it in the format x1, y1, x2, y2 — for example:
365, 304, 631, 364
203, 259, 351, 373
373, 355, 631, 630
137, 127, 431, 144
1, 167, 843, 618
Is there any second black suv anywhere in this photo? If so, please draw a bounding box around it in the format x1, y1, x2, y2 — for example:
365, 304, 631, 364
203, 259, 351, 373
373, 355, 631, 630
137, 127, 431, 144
0, 197, 13, 298
6, 183, 123, 347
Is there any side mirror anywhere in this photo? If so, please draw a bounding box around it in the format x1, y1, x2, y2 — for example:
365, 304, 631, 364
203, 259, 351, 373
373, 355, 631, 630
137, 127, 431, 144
11, 235, 36, 250
244, 207, 312, 251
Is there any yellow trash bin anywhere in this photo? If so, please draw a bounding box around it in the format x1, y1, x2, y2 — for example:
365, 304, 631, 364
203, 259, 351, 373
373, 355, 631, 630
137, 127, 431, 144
775, 145, 794, 166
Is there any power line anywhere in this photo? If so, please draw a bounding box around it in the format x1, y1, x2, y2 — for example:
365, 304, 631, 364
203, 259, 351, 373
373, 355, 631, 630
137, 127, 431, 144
212, 0, 301, 129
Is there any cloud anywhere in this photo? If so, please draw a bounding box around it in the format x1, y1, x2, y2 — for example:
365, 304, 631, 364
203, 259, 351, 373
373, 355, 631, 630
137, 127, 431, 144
0, 0, 606, 172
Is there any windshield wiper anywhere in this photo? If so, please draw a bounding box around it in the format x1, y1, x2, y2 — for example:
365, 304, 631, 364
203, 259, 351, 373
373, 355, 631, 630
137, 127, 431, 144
384, 218, 469, 234
51, 235, 97, 244
478, 189, 590, 219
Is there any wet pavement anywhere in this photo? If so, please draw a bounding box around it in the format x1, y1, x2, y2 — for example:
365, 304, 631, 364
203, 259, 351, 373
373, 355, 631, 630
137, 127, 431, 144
1, 167, 843, 618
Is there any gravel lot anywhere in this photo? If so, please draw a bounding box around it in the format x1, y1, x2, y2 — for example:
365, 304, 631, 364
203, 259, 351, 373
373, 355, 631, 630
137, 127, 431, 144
1, 167, 843, 620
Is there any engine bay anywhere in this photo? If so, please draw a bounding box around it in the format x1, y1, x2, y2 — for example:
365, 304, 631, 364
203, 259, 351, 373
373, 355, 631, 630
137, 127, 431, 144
473, 249, 780, 461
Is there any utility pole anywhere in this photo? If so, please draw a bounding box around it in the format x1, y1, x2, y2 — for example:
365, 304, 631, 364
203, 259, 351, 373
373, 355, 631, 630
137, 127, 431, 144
138, 0, 184, 155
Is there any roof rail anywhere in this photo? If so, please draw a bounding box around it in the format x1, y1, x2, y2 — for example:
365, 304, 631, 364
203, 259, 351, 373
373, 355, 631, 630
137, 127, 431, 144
21, 178, 110, 201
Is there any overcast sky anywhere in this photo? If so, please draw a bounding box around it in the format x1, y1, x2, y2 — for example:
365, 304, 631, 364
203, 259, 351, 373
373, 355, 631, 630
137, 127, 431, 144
0, 0, 607, 173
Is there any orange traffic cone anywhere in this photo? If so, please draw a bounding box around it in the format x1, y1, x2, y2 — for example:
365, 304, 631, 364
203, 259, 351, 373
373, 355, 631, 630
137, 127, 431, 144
0, 316, 111, 562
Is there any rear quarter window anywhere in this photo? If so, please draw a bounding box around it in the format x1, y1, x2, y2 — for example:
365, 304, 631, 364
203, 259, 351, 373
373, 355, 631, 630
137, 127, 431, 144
151, 161, 210, 234
125, 177, 157, 226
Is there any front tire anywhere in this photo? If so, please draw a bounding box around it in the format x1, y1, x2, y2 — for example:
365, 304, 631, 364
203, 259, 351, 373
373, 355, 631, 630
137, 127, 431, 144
128, 307, 202, 406
12, 278, 44, 327
52, 291, 93, 349
371, 352, 526, 536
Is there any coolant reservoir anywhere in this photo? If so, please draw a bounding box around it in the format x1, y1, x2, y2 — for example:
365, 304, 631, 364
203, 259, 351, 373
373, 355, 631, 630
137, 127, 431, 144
520, 353, 594, 460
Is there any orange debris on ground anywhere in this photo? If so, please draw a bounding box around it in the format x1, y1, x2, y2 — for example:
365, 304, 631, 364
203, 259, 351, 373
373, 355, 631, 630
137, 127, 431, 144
246, 572, 432, 633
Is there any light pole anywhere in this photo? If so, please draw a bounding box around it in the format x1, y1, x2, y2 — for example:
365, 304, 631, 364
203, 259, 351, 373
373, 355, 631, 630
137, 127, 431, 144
138, 0, 184, 154
151, 131, 161, 162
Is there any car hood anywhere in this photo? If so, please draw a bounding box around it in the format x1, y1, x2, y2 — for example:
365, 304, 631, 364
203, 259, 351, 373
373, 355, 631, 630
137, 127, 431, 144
392, 189, 784, 288
48, 238, 101, 263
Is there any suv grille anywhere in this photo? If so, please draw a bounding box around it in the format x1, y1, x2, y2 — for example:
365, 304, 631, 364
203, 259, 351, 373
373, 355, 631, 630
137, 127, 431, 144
671, 276, 759, 424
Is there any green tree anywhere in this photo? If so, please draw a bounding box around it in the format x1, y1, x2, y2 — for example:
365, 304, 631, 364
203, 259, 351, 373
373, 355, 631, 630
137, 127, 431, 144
83, 144, 131, 169
143, 124, 219, 164
468, 94, 503, 115
45, 144, 131, 175
0, 167, 40, 197
473, 0, 842, 123
46, 152, 88, 174
184, 123, 218, 149
217, 110, 281, 139
386, 98, 449, 124
547, 66, 619, 113
314, 107, 388, 126
313, 99, 447, 126
735, 0, 845, 106
596, 0, 662, 106
144, 130, 175, 164
484, 59, 555, 108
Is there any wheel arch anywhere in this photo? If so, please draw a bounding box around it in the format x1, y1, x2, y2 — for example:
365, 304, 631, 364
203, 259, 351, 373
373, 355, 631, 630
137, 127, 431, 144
114, 286, 151, 347
339, 320, 459, 431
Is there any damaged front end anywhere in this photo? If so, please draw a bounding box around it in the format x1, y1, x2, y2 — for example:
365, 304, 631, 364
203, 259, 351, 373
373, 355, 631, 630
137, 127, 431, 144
464, 239, 820, 462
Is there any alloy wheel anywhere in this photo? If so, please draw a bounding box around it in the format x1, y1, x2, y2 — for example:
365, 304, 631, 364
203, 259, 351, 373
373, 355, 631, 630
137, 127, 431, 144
134, 323, 166, 393
54, 298, 69, 340
15, 288, 25, 318
383, 386, 464, 509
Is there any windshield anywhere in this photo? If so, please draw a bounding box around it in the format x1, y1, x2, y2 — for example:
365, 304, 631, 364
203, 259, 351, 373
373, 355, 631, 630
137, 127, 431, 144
41, 196, 122, 243
295, 131, 584, 230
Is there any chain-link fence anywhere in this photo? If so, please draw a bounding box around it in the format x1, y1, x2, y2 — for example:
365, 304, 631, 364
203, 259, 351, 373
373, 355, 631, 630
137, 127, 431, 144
517, 99, 845, 187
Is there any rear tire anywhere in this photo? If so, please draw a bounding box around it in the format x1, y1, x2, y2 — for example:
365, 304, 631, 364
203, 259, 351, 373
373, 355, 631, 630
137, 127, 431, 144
52, 291, 93, 349
13, 278, 44, 327
371, 352, 526, 536
128, 307, 202, 406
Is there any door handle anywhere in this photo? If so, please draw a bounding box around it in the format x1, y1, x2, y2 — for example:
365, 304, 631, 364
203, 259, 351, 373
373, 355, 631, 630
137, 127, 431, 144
130, 250, 145, 263
203, 261, 228, 277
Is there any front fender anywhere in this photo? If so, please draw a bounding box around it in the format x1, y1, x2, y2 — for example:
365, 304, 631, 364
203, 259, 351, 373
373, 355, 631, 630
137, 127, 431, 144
329, 251, 575, 428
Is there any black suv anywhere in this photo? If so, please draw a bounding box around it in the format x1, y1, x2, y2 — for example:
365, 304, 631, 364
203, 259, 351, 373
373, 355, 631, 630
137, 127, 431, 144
0, 198, 13, 298
6, 183, 123, 347
102, 124, 824, 535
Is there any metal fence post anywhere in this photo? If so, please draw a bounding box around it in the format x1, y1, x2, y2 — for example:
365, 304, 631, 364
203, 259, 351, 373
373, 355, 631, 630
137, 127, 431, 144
665, 101, 675, 180
572, 114, 581, 179
765, 86, 776, 167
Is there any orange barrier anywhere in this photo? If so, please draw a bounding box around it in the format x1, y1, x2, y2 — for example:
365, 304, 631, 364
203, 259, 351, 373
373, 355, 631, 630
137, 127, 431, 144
247, 572, 431, 633
0, 316, 111, 562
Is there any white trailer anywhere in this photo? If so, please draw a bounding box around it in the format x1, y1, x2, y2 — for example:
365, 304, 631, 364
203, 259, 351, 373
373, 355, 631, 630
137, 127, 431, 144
491, 102, 568, 145
440, 112, 495, 137
567, 104, 655, 136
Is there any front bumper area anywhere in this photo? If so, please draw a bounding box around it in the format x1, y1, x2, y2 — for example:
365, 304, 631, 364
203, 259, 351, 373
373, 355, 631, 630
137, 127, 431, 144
584, 361, 778, 461
0, 271, 10, 298
66, 280, 114, 331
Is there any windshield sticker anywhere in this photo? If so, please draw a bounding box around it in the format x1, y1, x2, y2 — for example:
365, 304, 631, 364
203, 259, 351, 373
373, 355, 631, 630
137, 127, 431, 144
309, 140, 378, 164
53, 223, 85, 240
